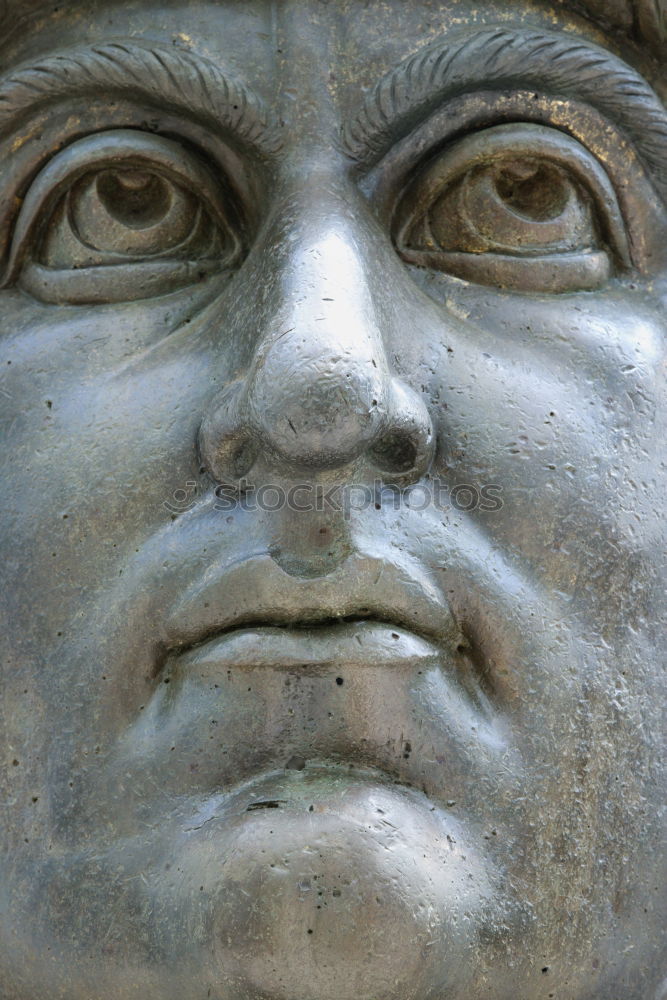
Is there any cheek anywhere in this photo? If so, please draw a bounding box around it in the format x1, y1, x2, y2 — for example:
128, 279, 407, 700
0, 291, 243, 696
418, 290, 666, 577
0, 296, 222, 551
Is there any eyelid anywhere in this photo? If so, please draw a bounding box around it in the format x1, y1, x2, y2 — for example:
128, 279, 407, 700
4, 128, 242, 285
392, 123, 632, 268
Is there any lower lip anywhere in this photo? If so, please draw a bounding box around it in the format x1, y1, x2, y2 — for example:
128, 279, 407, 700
180, 620, 444, 672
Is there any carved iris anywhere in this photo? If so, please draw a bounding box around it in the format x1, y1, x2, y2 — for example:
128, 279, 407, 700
42, 167, 223, 267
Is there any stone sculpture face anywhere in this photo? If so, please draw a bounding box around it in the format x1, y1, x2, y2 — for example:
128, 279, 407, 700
0, 2, 665, 998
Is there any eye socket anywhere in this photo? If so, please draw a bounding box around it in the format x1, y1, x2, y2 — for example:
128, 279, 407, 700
393, 124, 631, 294
6, 130, 245, 304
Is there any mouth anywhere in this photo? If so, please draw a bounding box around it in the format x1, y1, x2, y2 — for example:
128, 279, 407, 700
180, 617, 449, 673
161, 549, 464, 672
72, 539, 516, 860
119, 547, 504, 811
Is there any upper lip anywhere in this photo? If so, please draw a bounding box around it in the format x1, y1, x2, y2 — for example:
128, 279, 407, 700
162, 549, 462, 659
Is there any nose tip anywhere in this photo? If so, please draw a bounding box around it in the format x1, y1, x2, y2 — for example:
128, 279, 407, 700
246, 335, 385, 469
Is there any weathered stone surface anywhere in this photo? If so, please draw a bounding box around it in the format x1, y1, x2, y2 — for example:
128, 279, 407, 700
0, 2, 665, 998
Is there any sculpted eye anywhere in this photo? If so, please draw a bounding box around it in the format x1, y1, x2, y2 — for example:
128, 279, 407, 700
7, 130, 244, 304
393, 124, 631, 294
46, 168, 218, 263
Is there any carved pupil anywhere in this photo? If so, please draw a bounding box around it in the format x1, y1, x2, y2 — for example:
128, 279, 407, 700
95, 170, 171, 229
493, 161, 568, 222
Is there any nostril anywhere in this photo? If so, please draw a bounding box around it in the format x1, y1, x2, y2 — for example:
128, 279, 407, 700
369, 429, 419, 474
231, 439, 258, 479
198, 380, 260, 485
368, 380, 435, 481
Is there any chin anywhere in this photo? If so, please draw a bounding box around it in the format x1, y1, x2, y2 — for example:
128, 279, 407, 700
5, 768, 515, 1000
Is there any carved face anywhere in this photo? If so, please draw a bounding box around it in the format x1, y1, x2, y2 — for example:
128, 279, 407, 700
1, 2, 665, 998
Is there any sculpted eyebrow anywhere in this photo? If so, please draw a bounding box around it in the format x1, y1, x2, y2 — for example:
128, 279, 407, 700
0, 40, 282, 155
343, 25, 667, 204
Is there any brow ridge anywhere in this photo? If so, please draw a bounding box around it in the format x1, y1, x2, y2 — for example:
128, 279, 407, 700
0, 39, 282, 154
344, 25, 667, 203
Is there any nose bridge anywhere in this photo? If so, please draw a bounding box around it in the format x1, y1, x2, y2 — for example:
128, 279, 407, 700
246, 216, 392, 467
254, 222, 389, 382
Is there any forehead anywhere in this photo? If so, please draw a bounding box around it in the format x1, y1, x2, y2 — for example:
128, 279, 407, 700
0, 0, 625, 89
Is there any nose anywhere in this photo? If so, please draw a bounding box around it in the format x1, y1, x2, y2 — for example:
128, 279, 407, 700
199, 209, 434, 483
